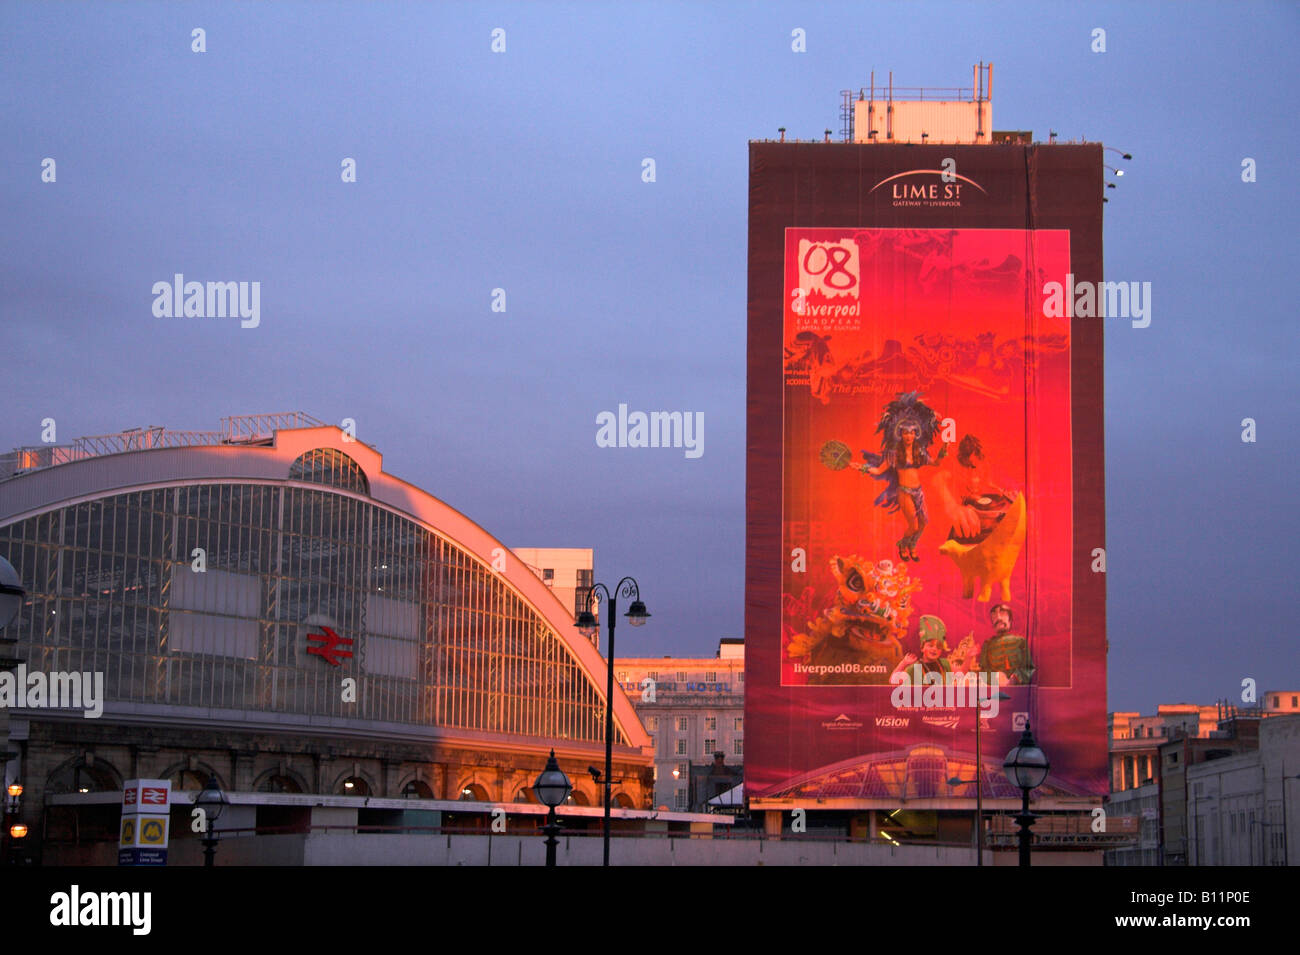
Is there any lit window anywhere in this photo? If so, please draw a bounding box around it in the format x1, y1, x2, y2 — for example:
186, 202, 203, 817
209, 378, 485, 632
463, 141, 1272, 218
733, 738, 743, 755
734, 717, 743, 731
704, 738, 716, 754
617, 671, 627, 681
648, 671, 658, 682
647, 716, 658, 731
705, 716, 717, 731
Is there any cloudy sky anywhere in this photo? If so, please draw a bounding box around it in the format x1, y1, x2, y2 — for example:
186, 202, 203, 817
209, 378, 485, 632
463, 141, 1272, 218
2, 1, 1296, 714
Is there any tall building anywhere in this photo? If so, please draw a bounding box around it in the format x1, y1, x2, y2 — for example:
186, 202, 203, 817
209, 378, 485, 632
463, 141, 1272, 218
513, 548, 595, 644
615, 640, 744, 811
745, 66, 1109, 853
0, 414, 653, 863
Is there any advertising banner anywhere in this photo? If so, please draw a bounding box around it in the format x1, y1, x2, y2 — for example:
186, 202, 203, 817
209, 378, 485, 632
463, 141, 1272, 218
746, 145, 1107, 804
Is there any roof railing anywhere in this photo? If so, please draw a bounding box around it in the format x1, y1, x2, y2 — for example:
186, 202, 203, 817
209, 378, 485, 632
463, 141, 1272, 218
0, 412, 327, 481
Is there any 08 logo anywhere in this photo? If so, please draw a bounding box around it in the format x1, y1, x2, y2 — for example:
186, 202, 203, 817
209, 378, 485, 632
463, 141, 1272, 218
796, 239, 859, 296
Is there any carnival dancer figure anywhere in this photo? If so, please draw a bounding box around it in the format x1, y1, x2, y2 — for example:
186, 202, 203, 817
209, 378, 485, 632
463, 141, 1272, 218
855, 391, 949, 562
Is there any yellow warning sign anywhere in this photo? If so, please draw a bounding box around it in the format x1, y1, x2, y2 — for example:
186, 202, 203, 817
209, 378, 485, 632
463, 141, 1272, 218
120, 818, 135, 846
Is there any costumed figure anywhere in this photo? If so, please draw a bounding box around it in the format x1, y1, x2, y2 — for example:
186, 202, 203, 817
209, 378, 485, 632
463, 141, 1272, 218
977, 603, 1035, 686
854, 391, 949, 563
891, 615, 951, 685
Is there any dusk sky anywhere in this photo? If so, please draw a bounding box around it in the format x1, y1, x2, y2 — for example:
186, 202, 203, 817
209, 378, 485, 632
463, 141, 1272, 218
2, 1, 1296, 715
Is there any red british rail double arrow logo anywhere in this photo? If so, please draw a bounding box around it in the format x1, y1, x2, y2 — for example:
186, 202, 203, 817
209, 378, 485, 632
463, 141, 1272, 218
306, 626, 353, 667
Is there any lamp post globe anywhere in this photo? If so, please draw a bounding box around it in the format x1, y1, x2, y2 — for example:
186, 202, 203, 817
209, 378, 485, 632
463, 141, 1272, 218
533, 750, 572, 867
533, 750, 572, 808
1003, 726, 1050, 790
1003, 724, 1050, 867
574, 609, 599, 640
195, 775, 226, 867
625, 600, 650, 627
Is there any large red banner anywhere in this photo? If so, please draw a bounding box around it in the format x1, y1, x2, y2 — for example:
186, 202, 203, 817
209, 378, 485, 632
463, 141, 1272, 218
781, 227, 1071, 693
746, 145, 1108, 806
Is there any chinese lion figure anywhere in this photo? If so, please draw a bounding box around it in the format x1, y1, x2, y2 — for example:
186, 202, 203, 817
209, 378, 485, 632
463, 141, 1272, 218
786, 556, 920, 685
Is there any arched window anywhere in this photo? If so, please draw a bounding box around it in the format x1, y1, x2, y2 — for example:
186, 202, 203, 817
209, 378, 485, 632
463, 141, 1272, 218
339, 776, 370, 796
566, 790, 590, 806
459, 783, 489, 801
173, 769, 215, 792
289, 448, 369, 494
258, 773, 303, 794
401, 780, 433, 798
45, 758, 122, 795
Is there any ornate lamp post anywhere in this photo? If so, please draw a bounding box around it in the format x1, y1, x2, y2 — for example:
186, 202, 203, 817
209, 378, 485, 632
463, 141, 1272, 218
947, 687, 1009, 866
1003, 723, 1050, 867
575, 577, 650, 867
532, 750, 572, 867
195, 776, 227, 867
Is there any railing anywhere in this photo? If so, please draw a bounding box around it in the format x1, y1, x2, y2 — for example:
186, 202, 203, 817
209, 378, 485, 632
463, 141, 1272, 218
0, 412, 326, 481
854, 85, 986, 103
223, 412, 323, 442
43, 821, 980, 846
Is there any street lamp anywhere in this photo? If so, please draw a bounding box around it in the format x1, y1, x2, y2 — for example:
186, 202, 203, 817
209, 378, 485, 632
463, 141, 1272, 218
947, 687, 1010, 866
194, 776, 226, 867
1003, 723, 1050, 867
575, 576, 650, 867
532, 750, 572, 867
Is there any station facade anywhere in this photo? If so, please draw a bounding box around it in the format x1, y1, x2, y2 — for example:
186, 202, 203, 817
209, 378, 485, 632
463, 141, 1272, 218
0, 413, 655, 861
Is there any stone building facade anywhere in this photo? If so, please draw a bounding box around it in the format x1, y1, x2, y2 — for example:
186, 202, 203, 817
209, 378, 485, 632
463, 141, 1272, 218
0, 415, 653, 861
